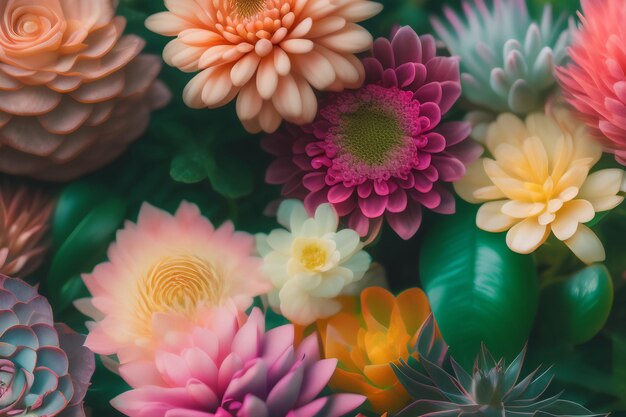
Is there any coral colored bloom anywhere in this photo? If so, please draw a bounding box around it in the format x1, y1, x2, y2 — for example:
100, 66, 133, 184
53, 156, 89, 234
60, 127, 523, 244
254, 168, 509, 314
0, 274, 95, 417
557, 0, 626, 165
0, 179, 55, 277
146, 0, 382, 133
76, 202, 271, 363
319, 287, 434, 415
111, 307, 366, 417
432, 0, 571, 114
257, 200, 371, 326
264, 27, 481, 239
0, 0, 170, 181
455, 109, 626, 264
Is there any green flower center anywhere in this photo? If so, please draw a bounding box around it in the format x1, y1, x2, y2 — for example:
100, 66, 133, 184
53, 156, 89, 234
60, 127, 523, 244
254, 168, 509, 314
232, 0, 267, 17
340, 106, 404, 166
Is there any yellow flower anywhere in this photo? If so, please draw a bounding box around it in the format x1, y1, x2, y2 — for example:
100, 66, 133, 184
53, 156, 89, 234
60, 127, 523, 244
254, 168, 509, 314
455, 109, 625, 264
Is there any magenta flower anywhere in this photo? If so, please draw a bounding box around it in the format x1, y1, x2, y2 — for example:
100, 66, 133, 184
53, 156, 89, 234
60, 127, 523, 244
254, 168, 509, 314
263, 27, 481, 239
111, 307, 365, 417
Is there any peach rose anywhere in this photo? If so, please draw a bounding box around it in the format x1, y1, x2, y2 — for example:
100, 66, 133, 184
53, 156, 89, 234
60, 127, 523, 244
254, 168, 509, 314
0, 0, 170, 181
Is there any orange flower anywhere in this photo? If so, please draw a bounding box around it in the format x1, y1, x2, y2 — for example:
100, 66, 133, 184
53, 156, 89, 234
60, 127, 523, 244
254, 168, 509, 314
319, 287, 433, 415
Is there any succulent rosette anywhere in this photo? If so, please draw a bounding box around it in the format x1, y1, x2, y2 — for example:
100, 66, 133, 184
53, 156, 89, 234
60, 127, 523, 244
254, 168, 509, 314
0, 178, 55, 277
264, 26, 481, 239
146, 0, 382, 133
432, 0, 571, 114
557, 0, 626, 165
0, 0, 170, 181
0, 274, 94, 417
112, 307, 366, 417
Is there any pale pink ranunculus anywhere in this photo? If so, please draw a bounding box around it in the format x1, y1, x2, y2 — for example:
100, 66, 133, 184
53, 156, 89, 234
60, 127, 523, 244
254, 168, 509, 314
146, 0, 382, 133
0, 0, 170, 181
76, 201, 272, 364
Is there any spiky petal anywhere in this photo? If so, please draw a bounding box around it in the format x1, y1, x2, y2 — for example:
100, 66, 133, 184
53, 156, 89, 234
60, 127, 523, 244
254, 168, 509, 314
111, 307, 366, 417
393, 318, 606, 417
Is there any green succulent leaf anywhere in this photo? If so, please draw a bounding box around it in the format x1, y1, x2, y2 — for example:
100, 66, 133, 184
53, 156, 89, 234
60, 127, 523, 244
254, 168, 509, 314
420, 202, 539, 369
540, 265, 614, 345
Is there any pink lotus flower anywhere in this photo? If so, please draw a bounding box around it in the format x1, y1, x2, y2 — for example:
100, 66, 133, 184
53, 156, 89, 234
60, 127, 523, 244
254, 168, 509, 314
76, 202, 271, 364
111, 307, 366, 417
263, 27, 482, 239
146, 0, 382, 133
0, 0, 170, 181
557, 0, 626, 164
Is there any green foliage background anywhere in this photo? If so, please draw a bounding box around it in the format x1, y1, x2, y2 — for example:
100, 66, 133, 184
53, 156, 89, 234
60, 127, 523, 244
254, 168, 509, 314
31, 0, 626, 416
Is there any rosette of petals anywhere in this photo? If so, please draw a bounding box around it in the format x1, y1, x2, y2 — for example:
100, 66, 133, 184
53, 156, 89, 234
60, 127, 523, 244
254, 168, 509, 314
0, 0, 170, 181
76, 201, 271, 363
432, 0, 571, 114
256, 199, 371, 326
111, 307, 366, 417
318, 287, 436, 415
454, 108, 626, 264
0, 179, 55, 277
263, 27, 481, 239
557, 0, 626, 165
146, 0, 382, 133
0, 274, 95, 417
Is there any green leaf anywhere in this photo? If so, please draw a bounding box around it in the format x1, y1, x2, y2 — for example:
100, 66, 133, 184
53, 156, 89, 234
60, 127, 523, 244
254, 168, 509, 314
420, 202, 538, 369
207, 153, 254, 199
52, 181, 118, 248
48, 196, 126, 312
540, 265, 613, 345
170, 151, 213, 184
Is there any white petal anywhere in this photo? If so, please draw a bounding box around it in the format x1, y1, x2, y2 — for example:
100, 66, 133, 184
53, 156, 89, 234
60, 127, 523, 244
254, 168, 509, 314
506, 217, 548, 254
332, 229, 361, 259
314, 204, 339, 234
266, 229, 293, 253
564, 224, 606, 264
340, 250, 371, 279
579, 169, 626, 211
255, 233, 271, 256
476, 201, 517, 232
277, 199, 309, 232
551, 200, 595, 241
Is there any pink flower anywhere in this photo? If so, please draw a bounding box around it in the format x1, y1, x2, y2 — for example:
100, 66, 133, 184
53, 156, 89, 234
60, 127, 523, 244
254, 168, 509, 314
263, 27, 482, 239
0, 0, 170, 181
76, 202, 271, 363
146, 0, 382, 133
557, 0, 626, 164
111, 307, 366, 417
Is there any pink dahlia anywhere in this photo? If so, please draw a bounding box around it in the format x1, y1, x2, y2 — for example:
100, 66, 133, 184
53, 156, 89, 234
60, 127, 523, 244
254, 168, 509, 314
111, 307, 365, 417
263, 27, 482, 239
557, 0, 626, 164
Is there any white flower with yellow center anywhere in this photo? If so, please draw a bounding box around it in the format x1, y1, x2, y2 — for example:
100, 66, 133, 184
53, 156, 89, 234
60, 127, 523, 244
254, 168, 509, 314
257, 200, 372, 325
455, 108, 626, 264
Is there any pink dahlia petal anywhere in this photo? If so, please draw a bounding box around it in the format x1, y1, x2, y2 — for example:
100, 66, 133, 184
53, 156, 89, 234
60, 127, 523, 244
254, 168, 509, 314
557, 0, 626, 163
113, 308, 364, 417
263, 27, 477, 239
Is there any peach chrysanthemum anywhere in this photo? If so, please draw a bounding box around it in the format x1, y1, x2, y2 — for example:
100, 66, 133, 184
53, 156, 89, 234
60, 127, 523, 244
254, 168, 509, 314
76, 201, 271, 363
455, 108, 626, 264
0, 0, 170, 181
146, 0, 382, 133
